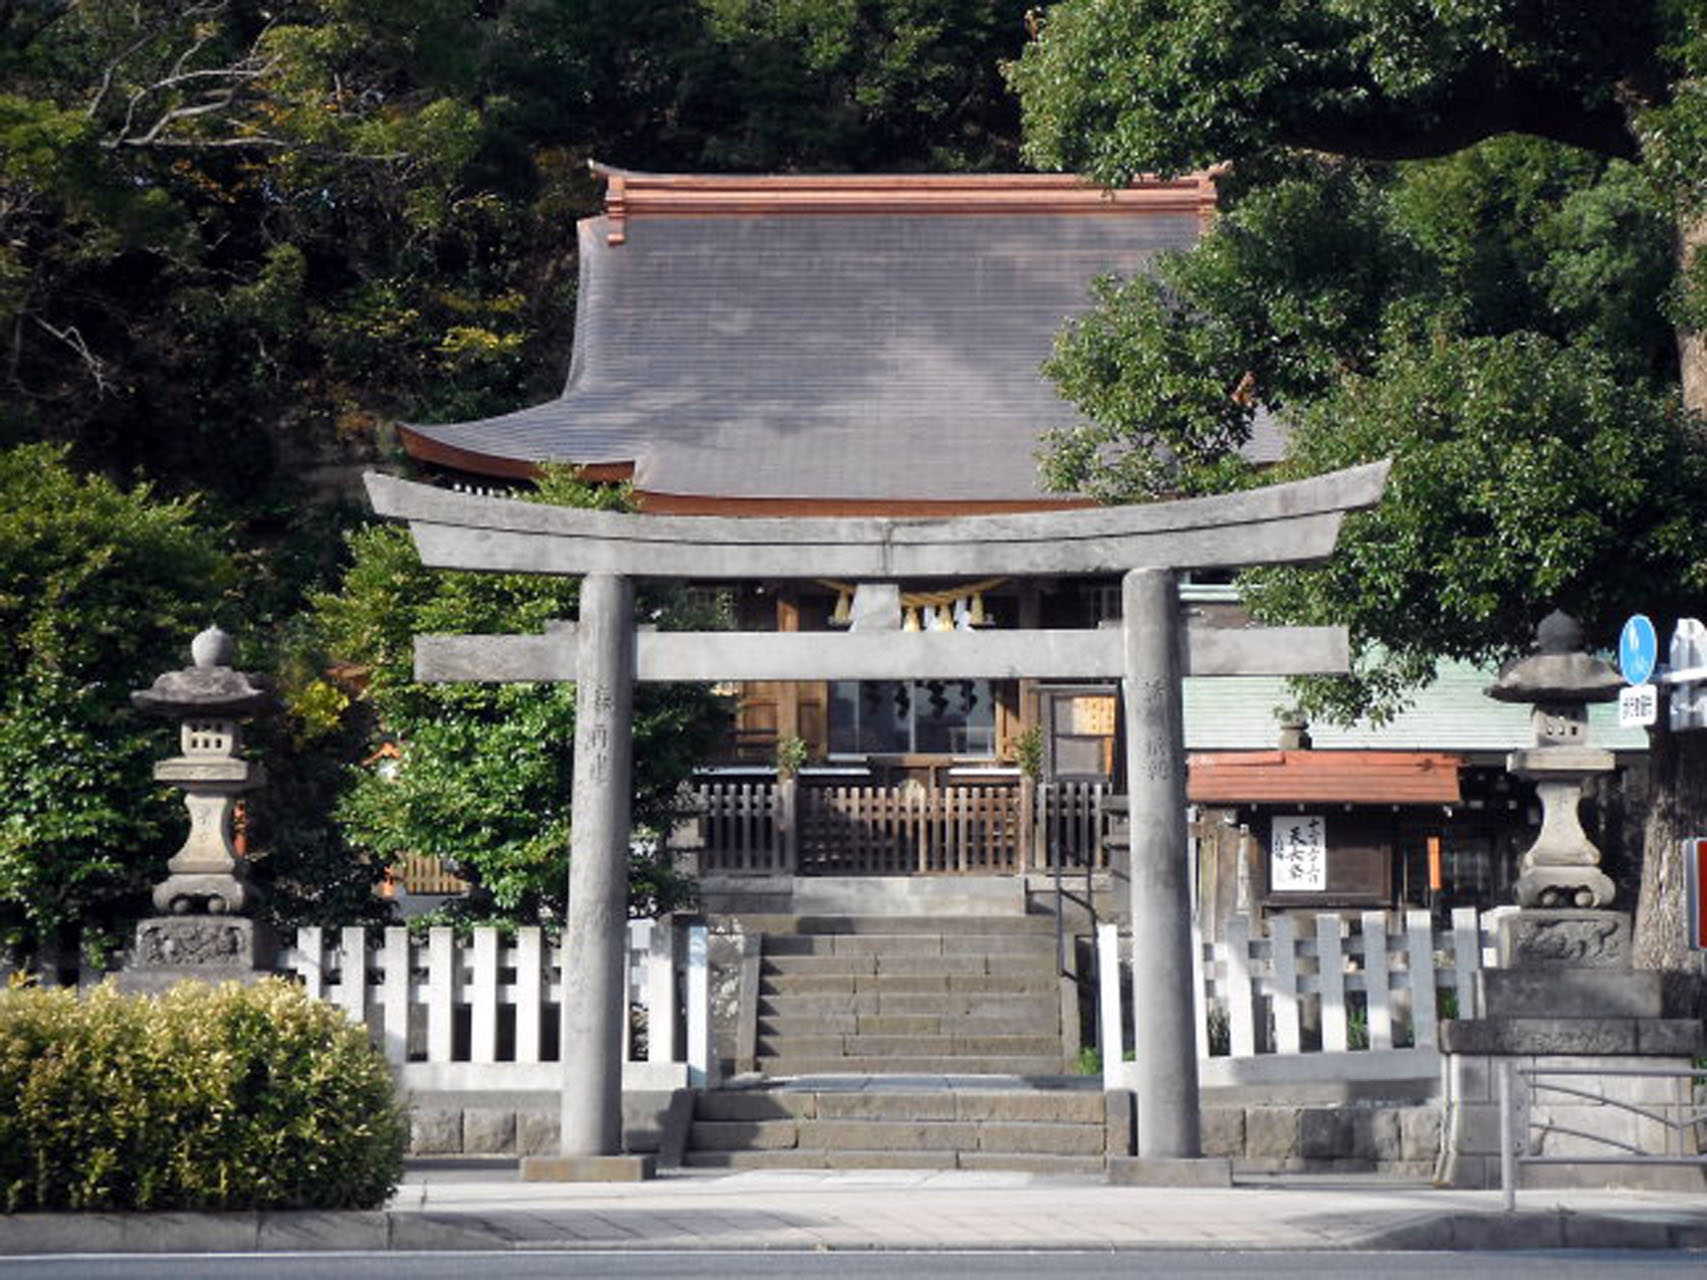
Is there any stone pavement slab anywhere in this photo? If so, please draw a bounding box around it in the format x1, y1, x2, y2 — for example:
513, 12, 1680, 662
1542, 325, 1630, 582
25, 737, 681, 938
3, 1168, 1704, 1255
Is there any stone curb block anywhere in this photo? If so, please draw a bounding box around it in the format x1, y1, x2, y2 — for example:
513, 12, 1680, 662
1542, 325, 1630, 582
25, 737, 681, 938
1354, 1211, 1707, 1252
5, 1207, 1706, 1255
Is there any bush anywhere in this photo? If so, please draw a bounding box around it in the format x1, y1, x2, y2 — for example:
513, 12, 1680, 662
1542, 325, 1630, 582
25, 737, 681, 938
0, 977, 406, 1212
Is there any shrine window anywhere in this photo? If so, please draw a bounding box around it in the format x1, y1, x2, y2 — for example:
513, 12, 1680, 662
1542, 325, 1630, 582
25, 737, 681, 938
828, 680, 996, 757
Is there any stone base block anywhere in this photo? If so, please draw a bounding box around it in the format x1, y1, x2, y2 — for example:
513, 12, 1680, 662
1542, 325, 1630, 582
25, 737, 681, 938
1440, 1016, 1706, 1057
1497, 910, 1630, 969
119, 916, 277, 994
1480, 968, 1664, 1019
1106, 1156, 1233, 1187
520, 1154, 656, 1182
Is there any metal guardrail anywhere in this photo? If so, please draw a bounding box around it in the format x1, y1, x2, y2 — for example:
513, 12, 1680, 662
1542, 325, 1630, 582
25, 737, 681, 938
1498, 1062, 1707, 1210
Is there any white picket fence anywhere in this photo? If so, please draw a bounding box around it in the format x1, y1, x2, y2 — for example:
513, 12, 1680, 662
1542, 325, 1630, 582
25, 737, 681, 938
1099, 907, 1501, 1089
284, 920, 713, 1094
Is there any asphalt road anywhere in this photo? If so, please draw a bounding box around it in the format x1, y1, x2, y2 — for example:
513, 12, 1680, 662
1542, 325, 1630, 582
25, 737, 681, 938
2, 1250, 1703, 1280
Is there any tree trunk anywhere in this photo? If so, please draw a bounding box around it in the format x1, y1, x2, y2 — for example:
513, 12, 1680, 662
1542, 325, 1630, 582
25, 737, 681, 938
1633, 212, 1707, 978
1634, 703, 1707, 976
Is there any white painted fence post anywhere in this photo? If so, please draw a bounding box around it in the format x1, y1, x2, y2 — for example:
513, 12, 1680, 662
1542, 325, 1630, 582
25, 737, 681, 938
471, 927, 499, 1065
336, 926, 367, 1028
1317, 914, 1348, 1052
381, 927, 411, 1067
1225, 915, 1257, 1058
1450, 907, 1481, 1019
427, 925, 455, 1064
1406, 909, 1438, 1049
686, 924, 713, 1088
1361, 911, 1393, 1050
1190, 916, 1210, 1062
515, 927, 543, 1064
647, 920, 679, 1064
1270, 914, 1300, 1055
1096, 922, 1124, 1081
294, 926, 325, 999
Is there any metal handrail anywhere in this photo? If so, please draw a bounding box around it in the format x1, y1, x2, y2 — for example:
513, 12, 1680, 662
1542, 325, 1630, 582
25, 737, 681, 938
1499, 1061, 1707, 1210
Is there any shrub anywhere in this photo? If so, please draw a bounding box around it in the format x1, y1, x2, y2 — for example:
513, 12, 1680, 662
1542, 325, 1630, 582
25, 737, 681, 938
0, 977, 406, 1212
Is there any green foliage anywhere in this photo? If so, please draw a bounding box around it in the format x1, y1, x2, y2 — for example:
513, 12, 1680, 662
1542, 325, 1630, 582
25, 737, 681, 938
774, 734, 809, 780
1, 0, 1026, 521
0, 444, 231, 955
1011, 0, 1669, 183
1248, 333, 1707, 722
1035, 125, 1703, 721
307, 471, 729, 921
0, 977, 406, 1212
1010, 725, 1045, 780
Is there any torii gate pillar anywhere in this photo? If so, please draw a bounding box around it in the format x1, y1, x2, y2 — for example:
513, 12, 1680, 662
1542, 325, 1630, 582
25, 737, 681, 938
1122, 568, 1200, 1160
524, 572, 646, 1180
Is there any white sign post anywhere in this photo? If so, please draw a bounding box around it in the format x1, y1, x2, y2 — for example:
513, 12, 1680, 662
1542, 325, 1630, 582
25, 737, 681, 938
1666, 618, 1707, 731
1619, 683, 1658, 728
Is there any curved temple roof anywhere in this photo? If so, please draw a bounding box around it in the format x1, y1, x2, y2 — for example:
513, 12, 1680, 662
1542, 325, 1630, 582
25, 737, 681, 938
401, 167, 1278, 513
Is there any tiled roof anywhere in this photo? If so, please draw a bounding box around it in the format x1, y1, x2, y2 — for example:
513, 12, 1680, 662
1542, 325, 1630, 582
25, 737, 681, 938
1187, 750, 1463, 806
401, 167, 1286, 508
1181, 659, 1648, 754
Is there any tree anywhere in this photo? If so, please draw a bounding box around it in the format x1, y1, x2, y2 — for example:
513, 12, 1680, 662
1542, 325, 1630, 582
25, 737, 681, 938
1011, 1, 1707, 970
303, 469, 730, 922
2, 1, 1026, 519
0, 443, 233, 965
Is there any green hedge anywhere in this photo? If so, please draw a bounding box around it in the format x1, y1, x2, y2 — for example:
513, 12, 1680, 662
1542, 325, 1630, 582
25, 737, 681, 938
0, 977, 407, 1212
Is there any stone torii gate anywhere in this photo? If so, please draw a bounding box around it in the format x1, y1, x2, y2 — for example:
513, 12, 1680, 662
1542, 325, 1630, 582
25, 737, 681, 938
366, 460, 1389, 1180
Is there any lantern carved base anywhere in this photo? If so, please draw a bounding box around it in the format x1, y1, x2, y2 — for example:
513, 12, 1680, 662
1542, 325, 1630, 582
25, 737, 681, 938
116, 915, 277, 995
152, 870, 256, 916
1496, 908, 1632, 970
1513, 862, 1618, 911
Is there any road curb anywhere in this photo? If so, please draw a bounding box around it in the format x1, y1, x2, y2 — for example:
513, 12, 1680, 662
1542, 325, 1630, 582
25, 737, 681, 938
1352, 1209, 1707, 1251
4, 1205, 1707, 1254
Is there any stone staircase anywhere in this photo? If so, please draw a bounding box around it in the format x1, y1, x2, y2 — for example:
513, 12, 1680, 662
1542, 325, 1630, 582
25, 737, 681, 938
685, 1082, 1119, 1173
752, 914, 1066, 1076
680, 914, 1112, 1172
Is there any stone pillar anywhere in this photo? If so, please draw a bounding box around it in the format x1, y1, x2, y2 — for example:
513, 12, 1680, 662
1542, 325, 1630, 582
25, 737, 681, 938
1118, 568, 1202, 1163
526, 573, 652, 1181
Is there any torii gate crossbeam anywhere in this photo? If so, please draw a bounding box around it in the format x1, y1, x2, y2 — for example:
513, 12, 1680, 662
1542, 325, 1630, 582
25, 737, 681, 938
365, 461, 1389, 1181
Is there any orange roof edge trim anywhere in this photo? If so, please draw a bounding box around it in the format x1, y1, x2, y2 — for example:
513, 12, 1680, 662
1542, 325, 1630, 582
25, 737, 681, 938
589, 162, 1220, 245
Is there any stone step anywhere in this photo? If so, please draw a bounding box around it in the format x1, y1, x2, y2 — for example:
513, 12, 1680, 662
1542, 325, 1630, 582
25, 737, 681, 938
681, 1148, 1106, 1175
788, 915, 1059, 936
761, 971, 1059, 997
758, 992, 1060, 1021
758, 1054, 1065, 1075
694, 1088, 1105, 1126
761, 952, 1056, 980
764, 932, 1060, 958
689, 1118, 1107, 1157
756, 1033, 1061, 1060
756, 1010, 1059, 1038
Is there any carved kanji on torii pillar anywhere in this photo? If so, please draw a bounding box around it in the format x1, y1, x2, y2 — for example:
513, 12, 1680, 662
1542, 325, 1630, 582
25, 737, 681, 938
366, 460, 1390, 1181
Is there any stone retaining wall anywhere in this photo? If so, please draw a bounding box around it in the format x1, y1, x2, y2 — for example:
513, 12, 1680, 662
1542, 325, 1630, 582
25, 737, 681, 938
408, 1091, 1442, 1175
1201, 1103, 1441, 1177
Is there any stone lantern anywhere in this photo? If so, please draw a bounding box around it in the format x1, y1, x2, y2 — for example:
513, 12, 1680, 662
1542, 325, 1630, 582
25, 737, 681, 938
121, 625, 274, 991
1485, 610, 1622, 910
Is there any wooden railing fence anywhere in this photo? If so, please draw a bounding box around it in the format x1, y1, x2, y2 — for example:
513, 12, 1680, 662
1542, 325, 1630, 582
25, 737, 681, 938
694, 778, 1108, 875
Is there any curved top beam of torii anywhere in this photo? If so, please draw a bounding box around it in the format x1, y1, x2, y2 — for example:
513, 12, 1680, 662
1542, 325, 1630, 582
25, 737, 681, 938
364, 460, 1390, 579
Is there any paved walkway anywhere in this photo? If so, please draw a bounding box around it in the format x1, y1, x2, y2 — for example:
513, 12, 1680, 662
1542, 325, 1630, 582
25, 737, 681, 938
5, 1165, 1704, 1254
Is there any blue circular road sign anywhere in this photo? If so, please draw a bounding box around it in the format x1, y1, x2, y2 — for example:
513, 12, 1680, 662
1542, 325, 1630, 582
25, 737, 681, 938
1620, 614, 1658, 686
